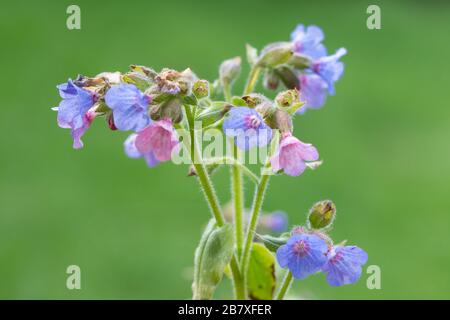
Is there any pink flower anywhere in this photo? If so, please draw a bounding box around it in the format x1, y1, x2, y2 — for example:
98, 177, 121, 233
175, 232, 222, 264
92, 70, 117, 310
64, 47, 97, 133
72, 110, 96, 149
271, 132, 319, 176
135, 119, 179, 162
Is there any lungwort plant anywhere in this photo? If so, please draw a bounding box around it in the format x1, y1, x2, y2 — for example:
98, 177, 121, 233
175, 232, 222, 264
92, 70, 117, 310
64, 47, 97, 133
52, 24, 367, 300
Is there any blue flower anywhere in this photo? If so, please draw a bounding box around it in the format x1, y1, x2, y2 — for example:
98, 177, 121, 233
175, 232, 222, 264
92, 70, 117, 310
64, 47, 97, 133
105, 84, 151, 132
276, 233, 328, 279
54, 80, 96, 149
222, 107, 272, 150
264, 211, 288, 233
123, 133, 159, 168
311, 48, 347, 95
297, 73, 329, 113
291, 24, 327, 59
321, 245, 368, 286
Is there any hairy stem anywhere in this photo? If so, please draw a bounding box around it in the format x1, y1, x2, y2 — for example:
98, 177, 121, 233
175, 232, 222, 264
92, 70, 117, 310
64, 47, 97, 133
231, 144, 244, 259
184, 105, 245, 300
240, 167, 271, 295
243, 65, 261, 95
275, 271, 293, 300
223, 81, 232, 102
203, 157, 259, 185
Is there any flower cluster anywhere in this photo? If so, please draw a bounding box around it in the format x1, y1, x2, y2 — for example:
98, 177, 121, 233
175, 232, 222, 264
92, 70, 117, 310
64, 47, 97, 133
270, 200, 367, 286
260, 24, 347, 113
52, 23, 366, 299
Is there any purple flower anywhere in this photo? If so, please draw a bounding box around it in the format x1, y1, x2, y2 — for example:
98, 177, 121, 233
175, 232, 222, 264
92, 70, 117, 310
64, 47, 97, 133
72, 111, 96, 149
311, 48, 347, 95
260, 211, 288, 233
54, 80, 97, 149
271, 133, 319, 176
135, 119, 180, 162
291, 24, 327, 59
124, 133, 159, 168
223, 107, 272, 150
104, 84, 151, 132
276, 233, 328, 279
297, 73, 328, 112
322, 245, 368, 286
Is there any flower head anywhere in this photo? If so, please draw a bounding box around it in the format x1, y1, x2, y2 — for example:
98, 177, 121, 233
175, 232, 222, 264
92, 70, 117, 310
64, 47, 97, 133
223, 107, 273, 150
124, 133, 159, 168
104, 84, 151, 132
276, 233, 328, 279
54, 80, 97, 149
311, 48, 347, 95
135, 119, 180, 162
297, 73, 328, 113
291, 24, 327, 59
322, 245, 368, 286
271, 132, 319, 176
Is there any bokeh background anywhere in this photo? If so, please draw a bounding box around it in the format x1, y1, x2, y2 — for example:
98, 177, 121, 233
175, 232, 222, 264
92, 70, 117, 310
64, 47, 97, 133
1, 0, 449, 299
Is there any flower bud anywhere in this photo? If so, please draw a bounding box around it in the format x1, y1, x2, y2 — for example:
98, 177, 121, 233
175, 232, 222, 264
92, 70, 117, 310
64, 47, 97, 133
150, 98, 183, 123
287, 54, 312, 70
276, 89, 298, 107
275, 66, 300, 90
263, 69, 280, 90
265, 109, 293, 133
257, 42, 293, 68
308, 200, 336, 229
219, 57, 241, 85
192, 80, 209, 99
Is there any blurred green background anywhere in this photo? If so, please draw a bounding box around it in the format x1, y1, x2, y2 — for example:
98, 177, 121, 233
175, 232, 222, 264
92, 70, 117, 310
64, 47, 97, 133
1, 0, 449, 299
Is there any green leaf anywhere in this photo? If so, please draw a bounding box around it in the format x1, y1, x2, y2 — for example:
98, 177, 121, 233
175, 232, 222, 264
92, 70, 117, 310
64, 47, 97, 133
247, 243, 276, 300
257, 234, 289, 252
192, 221, 235, 300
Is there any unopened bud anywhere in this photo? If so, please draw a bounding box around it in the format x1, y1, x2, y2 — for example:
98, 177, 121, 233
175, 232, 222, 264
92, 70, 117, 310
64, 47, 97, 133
308, 200, 336, 229
150, 98, 183, 123
287, 54, 312, 69
275, 66, 300, 90
265, 109, 293, 133
263, 69, 280, 90
257, 42, 293, 68
219, 57, 241, 85
192, 80, 209, 99
276, 89, 299, 108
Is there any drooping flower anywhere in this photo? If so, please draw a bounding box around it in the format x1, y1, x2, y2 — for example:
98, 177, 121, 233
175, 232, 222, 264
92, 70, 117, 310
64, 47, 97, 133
104, 84, 151, 132
54, 80, 97, 149
276, 233, 328, 279
297, 73, 328, 112
123, 133, 159, 168
311, 48, 347, 95
322, 245, 368, 286
271, 132, 319, 176
222, 107, 273, 150
71, 110, 96, 149
135, 119, 180, 162
290, 24, 327, 59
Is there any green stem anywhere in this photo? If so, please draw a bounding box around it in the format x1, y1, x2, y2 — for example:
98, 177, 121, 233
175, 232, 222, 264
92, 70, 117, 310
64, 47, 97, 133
243, 65, 261, 95
184, 105, 245, 300
203, 157, 259, 185
275, 271, 293, 300
240, 166, 271, 294
231, 144, 244, 259
223, 81, 232, 102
